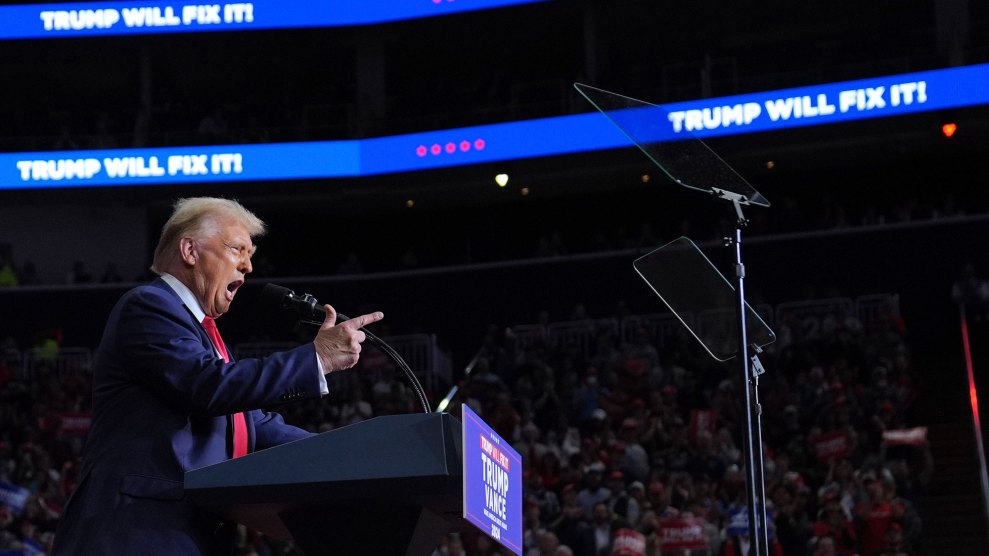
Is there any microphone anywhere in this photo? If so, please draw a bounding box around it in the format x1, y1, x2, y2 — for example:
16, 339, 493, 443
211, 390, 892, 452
259, 283, 430, 413
260, 283, 378, 341
260, 283, 327, 325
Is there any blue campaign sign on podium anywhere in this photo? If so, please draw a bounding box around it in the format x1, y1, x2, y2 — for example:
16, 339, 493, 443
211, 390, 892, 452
461, 405, 523, 556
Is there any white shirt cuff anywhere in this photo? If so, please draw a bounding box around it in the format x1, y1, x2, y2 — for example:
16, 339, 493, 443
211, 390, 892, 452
316, 354, 329, 395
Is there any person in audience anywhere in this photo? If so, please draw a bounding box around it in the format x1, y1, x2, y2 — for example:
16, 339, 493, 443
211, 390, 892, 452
812, 488, 857, 555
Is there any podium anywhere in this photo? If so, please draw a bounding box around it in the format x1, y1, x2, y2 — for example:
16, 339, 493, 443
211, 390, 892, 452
185, 413, 467, 556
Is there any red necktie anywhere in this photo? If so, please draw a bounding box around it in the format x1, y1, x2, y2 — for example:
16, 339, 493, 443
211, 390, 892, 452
202, 316, 248, 458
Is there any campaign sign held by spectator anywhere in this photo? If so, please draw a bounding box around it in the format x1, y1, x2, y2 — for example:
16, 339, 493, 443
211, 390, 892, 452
882, 426, 928, 447
0, 538, 44, 556
812, 429, 852, 463
0, 481, 29, 514
462, 404, 523, 556
726, 506, 775, 539
59, 411, 91, 438
611, 528, 647, 556
659, 517, 708, 553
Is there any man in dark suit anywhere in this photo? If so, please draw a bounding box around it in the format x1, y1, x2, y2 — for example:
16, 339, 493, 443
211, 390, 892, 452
52, 197, 383, 555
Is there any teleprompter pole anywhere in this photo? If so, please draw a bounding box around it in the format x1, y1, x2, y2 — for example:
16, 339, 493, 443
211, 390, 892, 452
724, 194, 769, 556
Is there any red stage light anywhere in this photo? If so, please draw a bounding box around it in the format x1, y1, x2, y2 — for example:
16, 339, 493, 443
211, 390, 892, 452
942, 123, 957, 138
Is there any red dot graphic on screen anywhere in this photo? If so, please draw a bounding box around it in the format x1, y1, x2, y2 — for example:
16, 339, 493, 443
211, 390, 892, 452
431, 144, 442, 155
474, 139, 486, 150
416, 145, 427, 157
445, 142, 456, 153
460, 140, 471, 152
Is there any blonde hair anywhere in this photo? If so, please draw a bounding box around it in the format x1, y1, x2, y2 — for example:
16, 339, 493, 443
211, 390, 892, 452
150, 197, 265, 274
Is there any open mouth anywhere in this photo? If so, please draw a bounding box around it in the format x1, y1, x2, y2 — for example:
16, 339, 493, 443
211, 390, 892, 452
226, 280, 243, 300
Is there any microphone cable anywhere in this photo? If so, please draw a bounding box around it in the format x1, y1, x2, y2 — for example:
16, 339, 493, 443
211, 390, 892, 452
261, 283, 430, 414
326, 312, 431, 415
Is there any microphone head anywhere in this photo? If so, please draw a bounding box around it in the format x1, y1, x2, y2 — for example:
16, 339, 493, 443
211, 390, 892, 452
260, 283, 294, 309
260, 283, 324, 323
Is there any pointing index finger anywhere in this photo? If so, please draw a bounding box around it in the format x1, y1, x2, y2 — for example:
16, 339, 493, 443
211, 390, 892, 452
339, 311, 384, 330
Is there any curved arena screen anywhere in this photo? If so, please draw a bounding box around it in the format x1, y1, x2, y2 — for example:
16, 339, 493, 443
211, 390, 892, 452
0, 0, 548, 39
1, 63, 987, 190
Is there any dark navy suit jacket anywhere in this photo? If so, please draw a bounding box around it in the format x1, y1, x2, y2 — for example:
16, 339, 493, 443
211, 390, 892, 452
52, 279, 319, 555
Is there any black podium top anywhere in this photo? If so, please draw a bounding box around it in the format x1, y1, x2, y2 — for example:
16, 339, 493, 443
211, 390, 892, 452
185, 413, 465, 542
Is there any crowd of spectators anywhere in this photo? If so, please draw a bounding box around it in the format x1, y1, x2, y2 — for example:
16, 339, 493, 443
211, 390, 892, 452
0, 288, 932, 555
426, 297, 930, 556
0, 336, 87, 555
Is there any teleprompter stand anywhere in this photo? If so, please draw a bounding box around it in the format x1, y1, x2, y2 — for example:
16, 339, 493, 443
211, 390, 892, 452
185, 413, 468, 556
575, 83, 776, 555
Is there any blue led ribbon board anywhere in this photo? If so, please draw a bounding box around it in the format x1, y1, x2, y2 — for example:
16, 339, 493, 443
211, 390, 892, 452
0, 0, 548, 40
1, 63, 987, 190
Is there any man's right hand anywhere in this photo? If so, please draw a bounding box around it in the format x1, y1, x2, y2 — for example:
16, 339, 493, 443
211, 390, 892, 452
313, 304, 384, 373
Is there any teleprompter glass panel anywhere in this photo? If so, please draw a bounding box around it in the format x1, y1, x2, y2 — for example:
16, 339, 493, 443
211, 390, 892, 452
575, 83, 769, 207
633, 237, 775, 361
